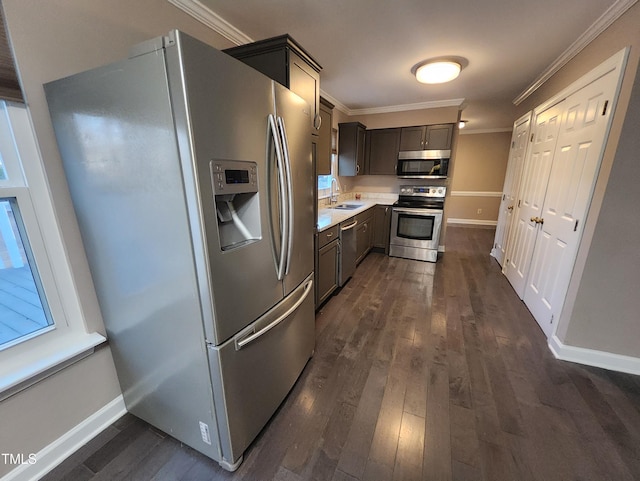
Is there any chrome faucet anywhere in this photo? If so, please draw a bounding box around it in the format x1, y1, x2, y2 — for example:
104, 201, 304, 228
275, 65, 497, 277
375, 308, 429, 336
330, 178, 339, 204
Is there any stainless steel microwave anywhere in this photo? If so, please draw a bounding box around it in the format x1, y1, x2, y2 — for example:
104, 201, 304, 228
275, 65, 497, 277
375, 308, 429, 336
396, 149, 450, 178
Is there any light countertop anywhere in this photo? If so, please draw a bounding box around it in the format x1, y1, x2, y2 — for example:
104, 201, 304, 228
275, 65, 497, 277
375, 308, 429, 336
317, 195, 397, 232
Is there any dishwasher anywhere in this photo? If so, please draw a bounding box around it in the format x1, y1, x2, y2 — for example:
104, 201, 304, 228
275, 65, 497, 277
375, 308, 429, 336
339, 217, 358, 286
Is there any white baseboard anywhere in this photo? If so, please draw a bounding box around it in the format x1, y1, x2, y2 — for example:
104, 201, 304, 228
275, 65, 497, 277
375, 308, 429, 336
549, 335, 640, 375
447, 218, 498, 227
2, 395, 127, 481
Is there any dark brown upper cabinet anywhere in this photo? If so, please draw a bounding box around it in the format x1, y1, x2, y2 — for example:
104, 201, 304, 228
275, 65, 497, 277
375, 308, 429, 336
399, 123, 454, 151
366, 128, 401, 175
316, 97, 334, 175
224, 35, 322, 135
338, 122, 367, 176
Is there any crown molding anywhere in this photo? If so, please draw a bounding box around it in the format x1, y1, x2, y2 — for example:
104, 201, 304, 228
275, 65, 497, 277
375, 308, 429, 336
319, 90, 350, 114
459, 127, 513, 135
513, 0, 637, 105
333, 98, 466, 116
167, 0, 253, 45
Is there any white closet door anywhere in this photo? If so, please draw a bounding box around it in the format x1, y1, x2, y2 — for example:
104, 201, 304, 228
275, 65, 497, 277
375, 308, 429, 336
504, 103, 564, 297
492, 113, 532, 266
523, 69, 618, 337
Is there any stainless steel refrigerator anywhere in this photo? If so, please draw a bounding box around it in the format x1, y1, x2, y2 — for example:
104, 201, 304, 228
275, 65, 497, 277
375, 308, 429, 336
44, 30, 315, 471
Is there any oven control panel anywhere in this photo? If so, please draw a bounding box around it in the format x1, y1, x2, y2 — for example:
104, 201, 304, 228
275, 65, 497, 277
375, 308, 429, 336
399, 185, 446, 198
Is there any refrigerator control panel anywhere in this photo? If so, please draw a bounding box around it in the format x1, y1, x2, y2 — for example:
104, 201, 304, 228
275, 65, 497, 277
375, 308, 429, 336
210, 159, 258, 195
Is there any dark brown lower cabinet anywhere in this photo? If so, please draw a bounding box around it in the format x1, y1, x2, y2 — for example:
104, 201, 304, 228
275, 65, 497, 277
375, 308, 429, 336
372, 205, 392, 253
355, 209, 374, 265
315, 225, 340, 308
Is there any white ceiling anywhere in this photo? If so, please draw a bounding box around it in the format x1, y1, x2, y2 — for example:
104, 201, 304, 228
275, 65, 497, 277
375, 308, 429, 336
196, 0, 624, 131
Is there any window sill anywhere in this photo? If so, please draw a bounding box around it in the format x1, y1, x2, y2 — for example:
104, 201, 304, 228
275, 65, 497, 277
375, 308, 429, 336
0, 331, 107, 401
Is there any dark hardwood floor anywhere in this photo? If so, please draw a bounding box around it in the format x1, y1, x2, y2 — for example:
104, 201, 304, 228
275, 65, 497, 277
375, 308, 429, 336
41, 226, 640, 481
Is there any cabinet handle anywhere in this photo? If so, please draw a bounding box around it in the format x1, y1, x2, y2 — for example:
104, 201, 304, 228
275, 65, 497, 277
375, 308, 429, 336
314, 113, 322, 130
356, 164, 360, 174
507, 205, 514, 211
326, 232, 333, 238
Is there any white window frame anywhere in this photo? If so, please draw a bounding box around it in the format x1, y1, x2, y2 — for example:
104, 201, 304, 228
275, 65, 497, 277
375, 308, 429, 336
0, 101, 105, 399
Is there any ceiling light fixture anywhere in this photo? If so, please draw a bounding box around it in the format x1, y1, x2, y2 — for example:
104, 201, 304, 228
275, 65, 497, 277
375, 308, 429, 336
415, 60, 461, 84
459, 120, 467, 129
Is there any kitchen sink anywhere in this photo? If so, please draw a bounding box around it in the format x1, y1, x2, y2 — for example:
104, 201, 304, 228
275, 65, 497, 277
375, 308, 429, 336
332, 203, 362, 210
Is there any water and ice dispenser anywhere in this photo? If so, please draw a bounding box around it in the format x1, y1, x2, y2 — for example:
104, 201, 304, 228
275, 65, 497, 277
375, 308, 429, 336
211, 160, 261, 251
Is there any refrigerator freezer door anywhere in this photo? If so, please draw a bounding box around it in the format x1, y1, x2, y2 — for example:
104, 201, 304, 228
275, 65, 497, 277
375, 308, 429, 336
273, 84, 315, 296
208, 273, 315, 466
167, 33, 287, 344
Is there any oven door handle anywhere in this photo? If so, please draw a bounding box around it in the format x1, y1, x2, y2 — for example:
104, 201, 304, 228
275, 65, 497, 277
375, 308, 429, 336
393, 207, 443, 215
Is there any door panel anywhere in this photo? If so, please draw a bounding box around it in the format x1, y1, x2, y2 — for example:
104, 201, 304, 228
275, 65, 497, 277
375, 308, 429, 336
504, 103, 564, 297
274, 83, 314, 295
493, 113, 531, 265
208, 275, 314, 464
173, 34, 284, 344
523, 70, 618, 337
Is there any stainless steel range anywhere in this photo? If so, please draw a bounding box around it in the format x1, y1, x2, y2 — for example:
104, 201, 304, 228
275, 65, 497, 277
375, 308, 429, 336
389, 185, 446, 262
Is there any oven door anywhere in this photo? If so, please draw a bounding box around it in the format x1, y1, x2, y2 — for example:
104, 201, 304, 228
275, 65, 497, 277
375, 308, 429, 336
390, 207, 443, 250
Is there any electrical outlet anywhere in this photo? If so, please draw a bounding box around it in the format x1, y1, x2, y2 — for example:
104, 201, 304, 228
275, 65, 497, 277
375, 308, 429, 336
477, 208, 482, 214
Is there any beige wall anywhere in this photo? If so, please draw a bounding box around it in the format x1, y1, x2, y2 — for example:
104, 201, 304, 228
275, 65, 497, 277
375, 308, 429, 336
0, 0, 233, 476
515, 3, 640, 357
446, 131, 511, 224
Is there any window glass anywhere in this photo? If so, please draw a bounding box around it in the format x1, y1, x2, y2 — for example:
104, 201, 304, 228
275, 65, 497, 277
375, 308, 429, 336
317, 174, 332, 190
0, 198, 53, 349
0, 152, 6, 180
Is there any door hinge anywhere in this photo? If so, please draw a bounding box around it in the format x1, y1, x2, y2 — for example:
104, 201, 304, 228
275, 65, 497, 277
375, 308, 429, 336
530, 133, 534, 142
602, 100, 609, 116
574, 219, 579, 232
550, 314, 554, 324
518, 199, 521, 208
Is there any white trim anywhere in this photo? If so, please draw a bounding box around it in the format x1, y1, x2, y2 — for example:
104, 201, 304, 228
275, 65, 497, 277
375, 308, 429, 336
446, 218, 498, 226
1, 396, 127, 481
347, 98, 466, 116
0, 332, 106, 399
449, 191, 502, 198
459, 128, 513, 135
549, 335, 640, 375
513, 0, 638, 105
319, 90, 350, 114
166, 0, 253, 45
533, 47, 628, 115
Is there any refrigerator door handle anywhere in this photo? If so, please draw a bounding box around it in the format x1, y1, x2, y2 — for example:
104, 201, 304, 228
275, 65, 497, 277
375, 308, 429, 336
234, 277, 313, 350
268, 114, 288, 281
277, 116, 294, 276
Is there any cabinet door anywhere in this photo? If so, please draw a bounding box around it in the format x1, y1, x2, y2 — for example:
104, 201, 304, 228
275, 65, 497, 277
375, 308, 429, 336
316, 102, 333, 175
367, 128, 401, 175
399, 126, 426, 150
317, 239, 339, 306
289, 51, 320, 134
338, 122, 366, 176
373, 205, 392, 251
355, 215, 373, 264
425, 124, 453, 150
